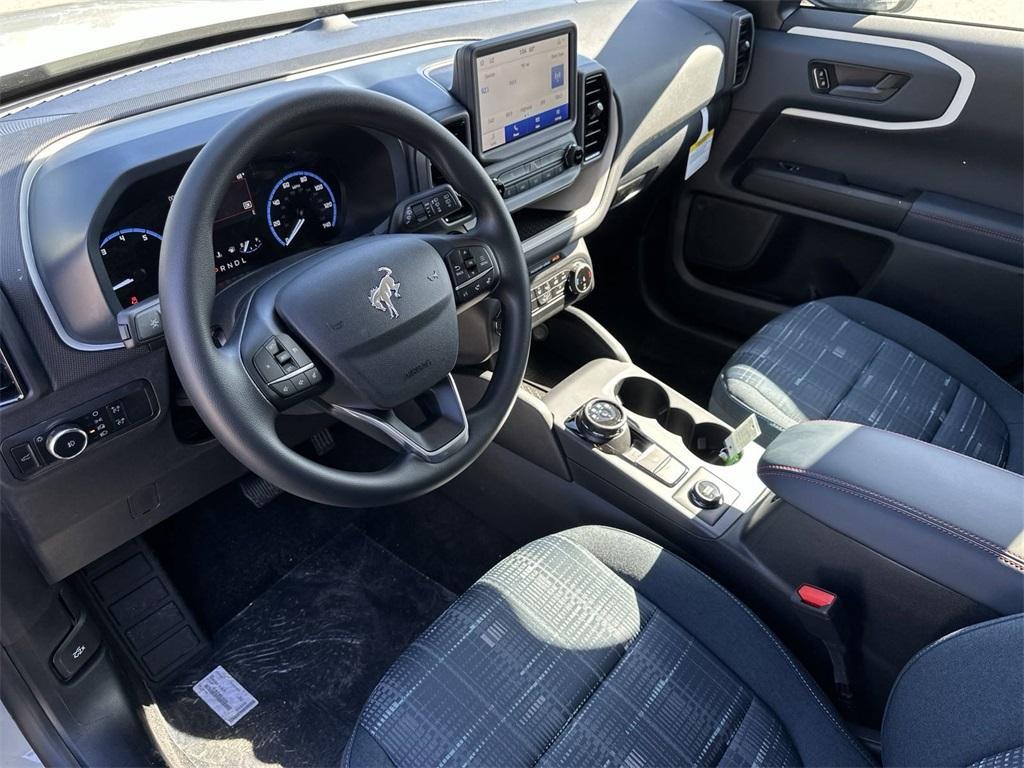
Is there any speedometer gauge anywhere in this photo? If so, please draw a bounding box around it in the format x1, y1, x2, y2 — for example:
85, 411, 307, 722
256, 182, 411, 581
99, 228, 162, 308
266, 170, 338, 248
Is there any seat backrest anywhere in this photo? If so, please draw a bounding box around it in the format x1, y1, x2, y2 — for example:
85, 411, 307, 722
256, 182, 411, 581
882, 614, 1024, 767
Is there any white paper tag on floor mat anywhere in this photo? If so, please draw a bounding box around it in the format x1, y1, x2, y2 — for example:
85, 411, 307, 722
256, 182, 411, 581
193, 666, 258, 726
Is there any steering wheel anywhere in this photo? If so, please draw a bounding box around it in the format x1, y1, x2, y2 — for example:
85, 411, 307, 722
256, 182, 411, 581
159, 86, 531, 507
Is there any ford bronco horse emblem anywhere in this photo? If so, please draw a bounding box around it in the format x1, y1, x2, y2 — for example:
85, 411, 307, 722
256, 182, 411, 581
368, 266, 401, 318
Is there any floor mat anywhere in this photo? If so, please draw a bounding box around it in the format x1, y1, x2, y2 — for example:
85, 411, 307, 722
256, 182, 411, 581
355, 493, 520, 595
146, 526, 455, 768
146, 483, 357, 633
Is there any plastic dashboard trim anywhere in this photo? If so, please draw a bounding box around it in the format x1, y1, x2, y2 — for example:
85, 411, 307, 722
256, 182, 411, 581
19, 127, 123, 352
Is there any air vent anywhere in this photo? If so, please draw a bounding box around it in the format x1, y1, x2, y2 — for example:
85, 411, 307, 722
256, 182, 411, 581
429, 117, 472, 221
0, 343, 25, 407
733, 15, 754, 88
581, 72, 610, 162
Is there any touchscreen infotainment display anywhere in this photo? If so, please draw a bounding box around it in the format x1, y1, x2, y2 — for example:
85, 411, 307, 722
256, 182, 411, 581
475, 33, 571, 152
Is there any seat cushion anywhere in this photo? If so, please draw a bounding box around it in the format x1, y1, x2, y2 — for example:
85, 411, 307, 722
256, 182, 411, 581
710, 298, 1023, 473
343, 527, 873, 768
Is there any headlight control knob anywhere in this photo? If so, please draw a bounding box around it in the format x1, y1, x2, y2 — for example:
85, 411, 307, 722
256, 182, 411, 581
46, 425, 88, 460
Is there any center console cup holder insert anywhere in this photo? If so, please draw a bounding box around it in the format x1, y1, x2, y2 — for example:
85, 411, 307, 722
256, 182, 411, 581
615, 377, 670, 419
659, 408, 731, 464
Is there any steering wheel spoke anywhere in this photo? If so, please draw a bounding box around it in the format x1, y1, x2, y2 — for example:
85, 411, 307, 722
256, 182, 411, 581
318, 374, 468, 463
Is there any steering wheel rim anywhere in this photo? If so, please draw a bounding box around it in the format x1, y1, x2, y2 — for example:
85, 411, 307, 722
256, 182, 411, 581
159, 85, 531, 507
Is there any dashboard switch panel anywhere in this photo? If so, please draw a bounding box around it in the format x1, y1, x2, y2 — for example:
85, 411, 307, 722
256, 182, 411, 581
528, 251, 595, 325
3, 381, 158, 479
495, 144, 580, 199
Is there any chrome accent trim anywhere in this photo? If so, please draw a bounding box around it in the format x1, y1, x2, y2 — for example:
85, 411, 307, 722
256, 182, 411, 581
45, 425, 88, 460
266, 361, 316, 386
781, 27, 975, 131
19, 127, 124, 352
0, 345, 26, 407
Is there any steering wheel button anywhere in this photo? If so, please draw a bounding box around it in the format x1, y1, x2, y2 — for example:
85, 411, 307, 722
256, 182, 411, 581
292, 373, 311, 390
306, 367, 322, 385
280, 336, 311, 366
264, 338, 282, 355
253, 349, 285, 382
271, 380, 296, 397
281, 361, 299, 375
274, 350, 292, 365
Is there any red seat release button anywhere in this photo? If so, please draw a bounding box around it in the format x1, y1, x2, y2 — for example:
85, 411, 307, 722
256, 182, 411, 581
797, 584, 836, 609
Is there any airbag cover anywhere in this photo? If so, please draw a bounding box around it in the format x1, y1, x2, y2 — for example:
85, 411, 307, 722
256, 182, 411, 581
275, 237, 457, 408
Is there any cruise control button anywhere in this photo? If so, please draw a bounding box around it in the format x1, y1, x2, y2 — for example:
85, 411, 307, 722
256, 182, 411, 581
279, 336, 311, 367
253, 349, 285, 382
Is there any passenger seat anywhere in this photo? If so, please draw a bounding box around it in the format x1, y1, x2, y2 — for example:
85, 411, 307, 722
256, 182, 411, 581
710, 297, 1023, 473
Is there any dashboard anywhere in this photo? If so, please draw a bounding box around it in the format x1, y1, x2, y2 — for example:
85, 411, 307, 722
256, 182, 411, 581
0, 0, 748, 583
95, 127, 397, 311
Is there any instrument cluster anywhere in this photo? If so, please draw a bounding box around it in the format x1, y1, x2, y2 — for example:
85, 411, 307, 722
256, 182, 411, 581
97, 137, 395, 309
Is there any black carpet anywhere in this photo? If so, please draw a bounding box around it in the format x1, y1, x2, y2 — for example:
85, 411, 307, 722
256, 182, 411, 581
148, 525, 455, 768
147, 483, 357, 633
143, 447, 519, 768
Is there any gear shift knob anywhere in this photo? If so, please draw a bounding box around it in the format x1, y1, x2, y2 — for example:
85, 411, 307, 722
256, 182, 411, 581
574, 398, 631, 454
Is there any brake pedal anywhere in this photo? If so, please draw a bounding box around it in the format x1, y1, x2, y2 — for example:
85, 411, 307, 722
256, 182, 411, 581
240, 475, 282, 508
310, 427, 336, 457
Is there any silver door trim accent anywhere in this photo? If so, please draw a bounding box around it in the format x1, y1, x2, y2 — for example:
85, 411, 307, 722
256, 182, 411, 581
781, 26, 975, 132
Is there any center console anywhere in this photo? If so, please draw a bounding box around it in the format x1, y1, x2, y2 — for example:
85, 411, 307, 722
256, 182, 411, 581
544, 359, 767, 539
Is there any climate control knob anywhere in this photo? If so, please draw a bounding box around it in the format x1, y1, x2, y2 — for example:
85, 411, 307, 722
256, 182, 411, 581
569, 263, 594, 296
46, 425, 88, 460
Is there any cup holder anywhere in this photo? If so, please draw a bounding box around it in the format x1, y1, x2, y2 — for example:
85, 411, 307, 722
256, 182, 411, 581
659, 408, 732, 464
616, 377, 670, 419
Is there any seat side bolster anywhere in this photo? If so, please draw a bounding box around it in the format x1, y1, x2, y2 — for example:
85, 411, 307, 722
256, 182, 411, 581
342, 724, 397, 768
881, 614, 1024, 767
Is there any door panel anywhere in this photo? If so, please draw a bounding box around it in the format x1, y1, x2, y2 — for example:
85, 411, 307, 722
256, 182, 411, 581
664, 6, 1024, 374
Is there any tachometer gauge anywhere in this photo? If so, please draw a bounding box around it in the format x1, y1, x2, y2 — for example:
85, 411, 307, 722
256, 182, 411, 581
266, 170, 338, 248
99, 228, 162, 308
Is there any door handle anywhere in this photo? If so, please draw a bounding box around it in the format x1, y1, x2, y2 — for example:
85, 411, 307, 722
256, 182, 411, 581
809, 62, 910, 101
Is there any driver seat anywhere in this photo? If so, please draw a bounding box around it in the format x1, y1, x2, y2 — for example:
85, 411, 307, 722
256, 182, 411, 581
343, 527, 1023, 767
